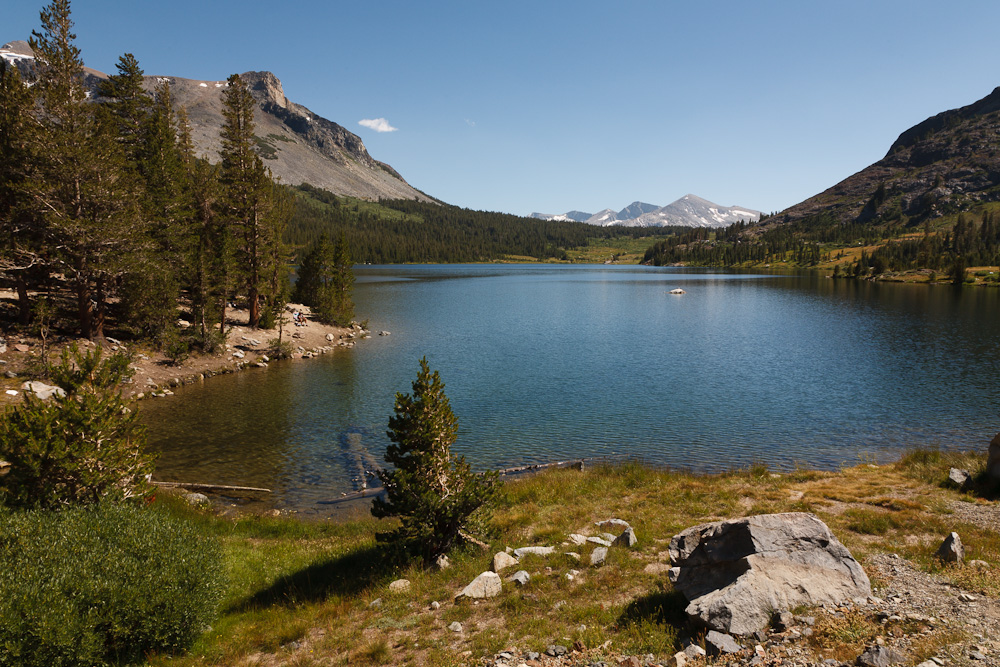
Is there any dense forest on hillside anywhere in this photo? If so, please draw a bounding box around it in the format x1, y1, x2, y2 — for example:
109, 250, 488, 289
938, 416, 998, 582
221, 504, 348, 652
643, 207, 1000, 282
285, 184, 683, 263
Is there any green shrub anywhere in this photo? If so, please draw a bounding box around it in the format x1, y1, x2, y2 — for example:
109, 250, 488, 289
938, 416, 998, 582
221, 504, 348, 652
0, 345, 154, 508
0, 503, 224, 666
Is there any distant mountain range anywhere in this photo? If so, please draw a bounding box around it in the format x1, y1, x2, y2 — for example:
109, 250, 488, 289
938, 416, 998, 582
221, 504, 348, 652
1, 40, 432, 203
531, 195, 760, 228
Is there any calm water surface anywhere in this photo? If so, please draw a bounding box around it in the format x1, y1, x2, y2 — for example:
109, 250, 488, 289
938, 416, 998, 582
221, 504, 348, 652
141, 265, 1000, 512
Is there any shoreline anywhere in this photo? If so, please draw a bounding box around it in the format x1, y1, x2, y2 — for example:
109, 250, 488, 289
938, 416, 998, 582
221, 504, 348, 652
0, 302, 373, 408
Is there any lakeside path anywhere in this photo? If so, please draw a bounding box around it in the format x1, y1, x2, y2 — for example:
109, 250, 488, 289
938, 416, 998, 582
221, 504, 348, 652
0, 302, 367, 408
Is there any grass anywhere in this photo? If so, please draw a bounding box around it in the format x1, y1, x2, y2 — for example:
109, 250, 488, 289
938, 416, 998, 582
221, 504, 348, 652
143, 453, 999, 667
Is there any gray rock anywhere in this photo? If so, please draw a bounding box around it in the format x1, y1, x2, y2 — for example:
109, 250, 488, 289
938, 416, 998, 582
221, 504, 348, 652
947, 468, 973, 490
989, 433, 1000, 481
668, 651, 688, 667
705, 630, 741, 656
429, 601, 440, 610
448, 621, 462, 632
683, 644, 707, 659
508, 570, 530, 586
590, 546, 608, 567
183, 492, 210, 506
586, 536, 612, 547
567, 533, 588, 546
856, 645, 906, 667
369, 598, 382, 608
596, 518, 631, 532
20, 381, 65, 400
614, 526, 638, 548
935, 532, 964, 564
456, 571, 502, 600
513, 545, 555, 558
545, 645, 567, 657
668, 512, 871, 636
3, 371, 15, 379
434, 554, 451, 570
492, 551, 519, 572
388, 578, 410, 593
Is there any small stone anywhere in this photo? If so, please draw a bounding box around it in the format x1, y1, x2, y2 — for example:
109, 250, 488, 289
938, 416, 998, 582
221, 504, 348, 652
857, 645, 906, 667
668, 651, 688, 667
508, 570, 530, 586
596, 518, 631, 532
969, 559, 989, 569
590, 546, 608, 567
492, 551, 519, 572
545, 644, 567, 657
369, 598, 382, 608
565, 552, 581, 561
936, 532, 964, 563
567, 533, 587, 546
456, 571, 502, 600
959, 593, 977, 602
388, 578, 410, 593
429, 601, 440, 610
970, 652, 987, 661
524, 651, 540, 660
434, 554, 451, 570
947, 468, 974, 490
587, 536, 612, 547
705, 630, 741, 656
613, 526, 638, 548
183, 492, 210, 506
513, 546, 555, 558
448, 621, 462, 632
683, 644, 707, 659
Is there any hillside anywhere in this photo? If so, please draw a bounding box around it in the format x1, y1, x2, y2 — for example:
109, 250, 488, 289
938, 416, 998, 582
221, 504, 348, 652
0, 40, 431, 203
763, 86, 1000, 230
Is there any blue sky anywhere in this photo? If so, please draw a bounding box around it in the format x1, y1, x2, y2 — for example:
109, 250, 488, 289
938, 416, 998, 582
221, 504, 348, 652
6, 1, 1000, 216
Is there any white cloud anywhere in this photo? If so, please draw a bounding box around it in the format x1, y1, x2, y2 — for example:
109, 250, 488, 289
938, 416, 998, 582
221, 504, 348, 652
358, 118, 398, 133
465, 118, 476, 127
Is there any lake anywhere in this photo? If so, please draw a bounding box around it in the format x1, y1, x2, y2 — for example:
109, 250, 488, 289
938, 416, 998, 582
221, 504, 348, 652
141, 264, 1000, 513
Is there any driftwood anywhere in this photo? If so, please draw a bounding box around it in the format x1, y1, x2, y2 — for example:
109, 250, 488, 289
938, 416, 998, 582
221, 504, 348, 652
151, 480, 271, 495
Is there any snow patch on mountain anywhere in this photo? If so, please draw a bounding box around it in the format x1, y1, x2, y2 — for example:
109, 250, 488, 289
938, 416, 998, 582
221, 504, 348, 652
536, 194, 760, 229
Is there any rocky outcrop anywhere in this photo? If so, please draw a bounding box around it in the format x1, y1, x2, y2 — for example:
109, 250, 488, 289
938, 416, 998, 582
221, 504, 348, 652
668, 512, 871, 635
988, 433, 1000, 481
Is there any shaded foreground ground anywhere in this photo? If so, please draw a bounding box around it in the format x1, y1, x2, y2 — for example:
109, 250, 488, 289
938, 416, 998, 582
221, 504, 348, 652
149, 450, 999, 667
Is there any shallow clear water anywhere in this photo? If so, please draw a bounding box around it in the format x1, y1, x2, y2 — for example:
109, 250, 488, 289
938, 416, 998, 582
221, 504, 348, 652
141, 265, 1000, 512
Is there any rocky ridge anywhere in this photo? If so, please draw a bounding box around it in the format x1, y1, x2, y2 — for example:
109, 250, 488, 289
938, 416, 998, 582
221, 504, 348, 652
0, 40, 431, 203
761, 86, 1000, 230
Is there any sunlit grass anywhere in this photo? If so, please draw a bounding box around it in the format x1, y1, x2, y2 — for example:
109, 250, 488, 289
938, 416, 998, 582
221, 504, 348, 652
145, 451, 999, 666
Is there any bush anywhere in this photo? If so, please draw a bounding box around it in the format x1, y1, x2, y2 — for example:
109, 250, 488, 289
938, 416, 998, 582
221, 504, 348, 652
0, 345, 154, 508
372, 358, 499, 564
0, 503, 225, 666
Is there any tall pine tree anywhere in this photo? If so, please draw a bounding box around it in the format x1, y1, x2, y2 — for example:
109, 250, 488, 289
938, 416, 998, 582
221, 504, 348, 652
27, 0, 143, 339
218, 73, 285, 329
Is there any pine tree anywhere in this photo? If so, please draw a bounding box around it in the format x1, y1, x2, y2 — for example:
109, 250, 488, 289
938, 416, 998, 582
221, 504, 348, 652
0, 345, 154, 509
0, 59, 42, 325
219, 73, 282, 329
291, 232, 354, 326
372, 358, 499, 564
27, 0, 143, 339
96, 52, 152, 164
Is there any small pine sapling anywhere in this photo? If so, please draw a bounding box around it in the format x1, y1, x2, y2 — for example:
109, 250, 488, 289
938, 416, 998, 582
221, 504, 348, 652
372, 358, 499, 564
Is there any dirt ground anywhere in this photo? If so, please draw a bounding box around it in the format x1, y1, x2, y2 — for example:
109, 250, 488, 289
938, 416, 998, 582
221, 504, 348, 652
0, 301, 372, 406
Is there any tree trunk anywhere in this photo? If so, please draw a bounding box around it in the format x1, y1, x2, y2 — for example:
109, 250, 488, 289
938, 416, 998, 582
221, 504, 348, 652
15, 273, 30, 325
93, 274, 106, 340
76, 257, 92, 339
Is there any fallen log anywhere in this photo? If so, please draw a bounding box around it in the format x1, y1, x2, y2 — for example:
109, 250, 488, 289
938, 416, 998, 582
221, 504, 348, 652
151, 480, 271, 494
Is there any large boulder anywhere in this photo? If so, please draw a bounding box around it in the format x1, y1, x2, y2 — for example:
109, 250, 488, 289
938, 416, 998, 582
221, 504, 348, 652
988, 433, 1000, 481
668, 512, 871, 636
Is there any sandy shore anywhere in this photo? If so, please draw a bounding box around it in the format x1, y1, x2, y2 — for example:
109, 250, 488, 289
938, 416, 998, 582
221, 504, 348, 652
0, 303, 373, 406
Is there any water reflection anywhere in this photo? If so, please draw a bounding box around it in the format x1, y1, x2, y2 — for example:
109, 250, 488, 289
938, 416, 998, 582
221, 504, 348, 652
142, 266, 1000, 512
